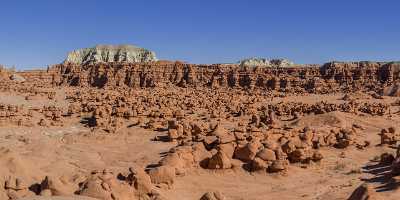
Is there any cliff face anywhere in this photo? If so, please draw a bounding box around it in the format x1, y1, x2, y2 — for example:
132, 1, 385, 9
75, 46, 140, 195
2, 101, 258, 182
320, 61, 400, 83
64, 45, 157, 65
45, 61, 400, 94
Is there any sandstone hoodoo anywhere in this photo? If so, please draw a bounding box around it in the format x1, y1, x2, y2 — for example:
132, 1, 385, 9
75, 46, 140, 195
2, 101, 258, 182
64, 44, 158, 65
44, 60, 400, 95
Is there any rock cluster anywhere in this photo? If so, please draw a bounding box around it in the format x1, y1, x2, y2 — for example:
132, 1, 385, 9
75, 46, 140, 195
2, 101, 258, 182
0, 103, 68, 128
380, 127, 400, 146
158, 121, 370, 174
0, 104, 34, 127
2, 167, 166, 200
264, 101, 388, 117
33, 85, 389, 136
2, 58, 400, 199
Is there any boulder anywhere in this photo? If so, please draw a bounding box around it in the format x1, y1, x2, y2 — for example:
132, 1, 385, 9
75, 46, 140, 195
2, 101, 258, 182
127, 167, 153, 196
200, 191, 226, 200
256, 149, 276, 161
4, 176, 35, 199
269, 160, 288, 173
39, 176, 77, 196
207, 151, 232, 169
234, 141, 261, 162
78, 169, 135, 200
148, 166, 175, 187
217, 143, 235, 158
250, 157, 268, 171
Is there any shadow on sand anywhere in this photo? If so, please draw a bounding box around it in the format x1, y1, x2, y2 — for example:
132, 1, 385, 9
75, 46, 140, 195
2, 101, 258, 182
361, 162, 400, 192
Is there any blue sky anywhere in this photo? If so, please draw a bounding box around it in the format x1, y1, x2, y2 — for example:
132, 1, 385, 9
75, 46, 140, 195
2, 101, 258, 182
0, 0, 399, 69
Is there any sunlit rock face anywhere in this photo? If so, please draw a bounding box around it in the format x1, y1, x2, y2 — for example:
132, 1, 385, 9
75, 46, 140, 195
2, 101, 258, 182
64, 44, 157, 65
239, 57, 294, 68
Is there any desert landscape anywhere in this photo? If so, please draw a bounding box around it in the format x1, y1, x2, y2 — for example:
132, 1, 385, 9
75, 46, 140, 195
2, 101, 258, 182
0, 44, 399, 200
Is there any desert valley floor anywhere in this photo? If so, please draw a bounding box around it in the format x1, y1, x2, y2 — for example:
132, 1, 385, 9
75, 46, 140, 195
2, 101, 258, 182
1, 59, 400, 200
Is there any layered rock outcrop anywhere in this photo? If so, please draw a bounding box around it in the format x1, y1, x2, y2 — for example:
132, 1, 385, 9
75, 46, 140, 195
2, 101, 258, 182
45, 61, 399, 94
12, 59, 400, 96
64, 45, 157, 65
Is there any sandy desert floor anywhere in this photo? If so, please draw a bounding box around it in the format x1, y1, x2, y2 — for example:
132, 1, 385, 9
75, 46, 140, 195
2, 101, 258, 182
0, 86, 399, 200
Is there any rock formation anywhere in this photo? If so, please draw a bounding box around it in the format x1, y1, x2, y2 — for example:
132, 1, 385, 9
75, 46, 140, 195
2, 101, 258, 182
239, 57, 294, 67
64, 45, 157, 65
38, 60, 398, 95
3, 56, 400, 199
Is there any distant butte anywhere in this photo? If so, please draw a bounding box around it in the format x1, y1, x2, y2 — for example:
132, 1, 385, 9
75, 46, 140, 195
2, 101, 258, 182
64, 44, 157, 65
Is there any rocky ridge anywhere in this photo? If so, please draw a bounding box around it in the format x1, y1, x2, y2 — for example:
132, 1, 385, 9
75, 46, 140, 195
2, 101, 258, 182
43, 61, 400, 95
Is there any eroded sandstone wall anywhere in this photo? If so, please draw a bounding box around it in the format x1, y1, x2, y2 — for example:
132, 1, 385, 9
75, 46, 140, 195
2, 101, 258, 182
15, 61, 400, 94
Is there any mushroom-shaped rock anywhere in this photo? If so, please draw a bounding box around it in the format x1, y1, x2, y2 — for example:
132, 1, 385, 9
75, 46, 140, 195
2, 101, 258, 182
78, 169, 135, 200
127, 167, 153, 195
256, 149, 276, 161
268, 160, 289, 173
148, 166, 175, 187
234, 141, 261, 162
40, 175, 77, 196
207, 151, 232, 169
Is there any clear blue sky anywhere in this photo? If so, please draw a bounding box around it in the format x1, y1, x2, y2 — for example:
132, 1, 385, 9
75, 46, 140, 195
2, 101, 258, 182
0, 0, 399, 69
